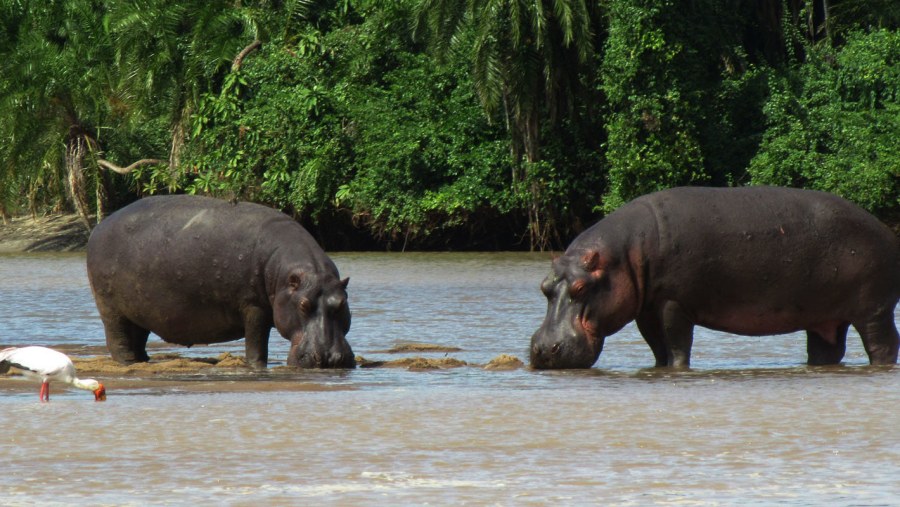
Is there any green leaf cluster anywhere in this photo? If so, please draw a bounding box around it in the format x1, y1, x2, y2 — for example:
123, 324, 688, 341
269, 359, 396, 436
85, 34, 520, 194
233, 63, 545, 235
750, 29, 900, 213
180, 3, 514, 247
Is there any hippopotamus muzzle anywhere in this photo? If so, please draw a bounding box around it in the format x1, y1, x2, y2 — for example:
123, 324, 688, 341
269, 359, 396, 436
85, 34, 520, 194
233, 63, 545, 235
275, 272, 355, 369
530, 324, 604, 369
530, 255, 618, 369
288, 331, 355, 369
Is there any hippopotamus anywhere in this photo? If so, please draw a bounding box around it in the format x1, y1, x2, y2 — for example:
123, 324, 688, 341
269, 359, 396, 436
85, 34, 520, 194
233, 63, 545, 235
531, 186, 900, 369
86, 195, 355, 369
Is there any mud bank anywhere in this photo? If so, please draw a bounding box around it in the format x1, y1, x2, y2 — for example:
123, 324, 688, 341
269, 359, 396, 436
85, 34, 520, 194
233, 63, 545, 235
72, 352, 248, 375
0, 214, 89, 253
1, 350, 525, 379
374, 342, 464, 354
357, 356, 469, 369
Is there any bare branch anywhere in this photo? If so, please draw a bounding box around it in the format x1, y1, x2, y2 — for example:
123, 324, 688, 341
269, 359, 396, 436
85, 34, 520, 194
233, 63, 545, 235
232, 39, 262, 72
96, 158, 165, 175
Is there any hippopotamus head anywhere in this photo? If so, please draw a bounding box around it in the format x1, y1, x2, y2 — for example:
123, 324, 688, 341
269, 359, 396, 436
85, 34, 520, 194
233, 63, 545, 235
272, 269, 355, 368
530, 248, 639, 369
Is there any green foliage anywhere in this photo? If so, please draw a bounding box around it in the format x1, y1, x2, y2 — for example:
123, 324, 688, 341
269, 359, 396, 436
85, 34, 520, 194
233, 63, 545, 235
181, 41, 335, 208
414, 0, 603, 248
181, 3, 513, 246
600, 0, 769, 211
2, 0, 900, 247
0, 0, 115, 217
749, 29, 900, 213
600, 0, 703, 211
415, 0, 595, 122
343, 52, 512, 241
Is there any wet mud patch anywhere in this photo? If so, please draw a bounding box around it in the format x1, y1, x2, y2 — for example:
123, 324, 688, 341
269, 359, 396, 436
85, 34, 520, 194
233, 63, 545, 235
4, 349, 526, 381
484, 354, 525, 370
354, 354, 526, 370
356, 355, 468, 370
71, 352, 248, 375
373, 342, 464, 354
1, 352, 359, 395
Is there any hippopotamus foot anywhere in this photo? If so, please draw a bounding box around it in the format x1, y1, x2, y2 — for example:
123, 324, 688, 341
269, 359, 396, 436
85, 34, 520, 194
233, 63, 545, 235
103, 317, 151, 364
244, 352, 268, 370
856, 311, 899, 365
636, 302, 695, 368
806, 323, 849, 365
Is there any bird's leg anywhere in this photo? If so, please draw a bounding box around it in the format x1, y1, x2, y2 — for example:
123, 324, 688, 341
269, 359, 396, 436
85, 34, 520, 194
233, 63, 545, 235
40, 382, 49, 402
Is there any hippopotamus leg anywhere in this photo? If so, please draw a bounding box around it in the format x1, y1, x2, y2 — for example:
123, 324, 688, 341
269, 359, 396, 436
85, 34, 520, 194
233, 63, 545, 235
855, 310, 900, 365
806, 323, 849, 365
635, 313, 670, 367
103, 316, 151, 364
635, 301, 695, 368
242, 305, 273, 369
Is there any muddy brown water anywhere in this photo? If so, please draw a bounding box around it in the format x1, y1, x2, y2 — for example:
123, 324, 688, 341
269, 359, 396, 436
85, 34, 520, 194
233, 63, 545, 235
1, 252, 898, 505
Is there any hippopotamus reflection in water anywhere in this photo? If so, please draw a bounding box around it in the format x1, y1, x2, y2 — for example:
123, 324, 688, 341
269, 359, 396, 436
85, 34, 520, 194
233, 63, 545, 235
87, 195, 355, 369
531, 186, 899, 369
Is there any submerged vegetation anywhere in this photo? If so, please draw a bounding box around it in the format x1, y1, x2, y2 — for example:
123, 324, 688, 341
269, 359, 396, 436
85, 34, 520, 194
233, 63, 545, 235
1, 0, 898, 250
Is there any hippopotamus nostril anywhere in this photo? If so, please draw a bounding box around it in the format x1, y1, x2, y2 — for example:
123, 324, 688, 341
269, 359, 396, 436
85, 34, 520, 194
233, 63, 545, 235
328, 351, 355, 368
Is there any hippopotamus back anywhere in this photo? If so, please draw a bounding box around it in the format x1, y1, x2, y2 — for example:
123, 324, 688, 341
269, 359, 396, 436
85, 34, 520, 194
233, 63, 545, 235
627, 186, 899, 335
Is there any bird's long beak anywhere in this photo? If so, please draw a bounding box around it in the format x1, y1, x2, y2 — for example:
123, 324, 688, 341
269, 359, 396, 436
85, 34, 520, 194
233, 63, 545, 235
94, 384, 107, 402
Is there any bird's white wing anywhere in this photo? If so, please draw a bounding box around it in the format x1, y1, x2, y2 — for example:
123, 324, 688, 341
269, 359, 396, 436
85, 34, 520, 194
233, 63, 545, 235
0, 347, 19, 363
0, 346, 73, 379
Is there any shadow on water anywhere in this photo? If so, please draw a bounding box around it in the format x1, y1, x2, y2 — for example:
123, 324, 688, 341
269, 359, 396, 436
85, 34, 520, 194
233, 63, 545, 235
530, 362, 899, 383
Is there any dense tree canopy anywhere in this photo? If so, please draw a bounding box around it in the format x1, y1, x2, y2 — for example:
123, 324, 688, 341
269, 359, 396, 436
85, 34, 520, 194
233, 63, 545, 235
1, 0, 898, 250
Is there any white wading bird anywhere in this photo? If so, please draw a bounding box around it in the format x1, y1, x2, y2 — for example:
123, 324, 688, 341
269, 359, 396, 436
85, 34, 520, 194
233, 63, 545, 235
0, 346, 106, 402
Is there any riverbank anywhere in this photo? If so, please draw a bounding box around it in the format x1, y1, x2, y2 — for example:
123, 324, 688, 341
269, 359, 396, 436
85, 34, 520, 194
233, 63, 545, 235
1, 209, 897, 255
0, 214, 89, 253
0, 211, 515, 252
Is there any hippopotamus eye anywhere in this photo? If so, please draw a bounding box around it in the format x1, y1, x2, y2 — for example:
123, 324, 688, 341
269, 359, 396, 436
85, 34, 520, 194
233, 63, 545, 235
569, 279, 587, 299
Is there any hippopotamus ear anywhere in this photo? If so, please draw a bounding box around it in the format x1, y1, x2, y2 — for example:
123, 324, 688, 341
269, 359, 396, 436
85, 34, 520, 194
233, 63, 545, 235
580, 250, 609, 279
341, 277, 349, 289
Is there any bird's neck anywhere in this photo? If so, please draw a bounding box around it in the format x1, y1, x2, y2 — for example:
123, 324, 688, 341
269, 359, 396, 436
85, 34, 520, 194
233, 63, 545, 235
71, 378, 98, 391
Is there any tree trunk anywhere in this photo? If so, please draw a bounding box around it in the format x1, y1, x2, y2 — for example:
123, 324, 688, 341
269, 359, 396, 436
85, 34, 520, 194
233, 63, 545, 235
96, 158, 165, 174
503, 92, 525, 184
66, 135, 93, 231
522, 112, 553, 252
232, 39, 262, 72
170, 119, 185, 174
95, 167, 110, 223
